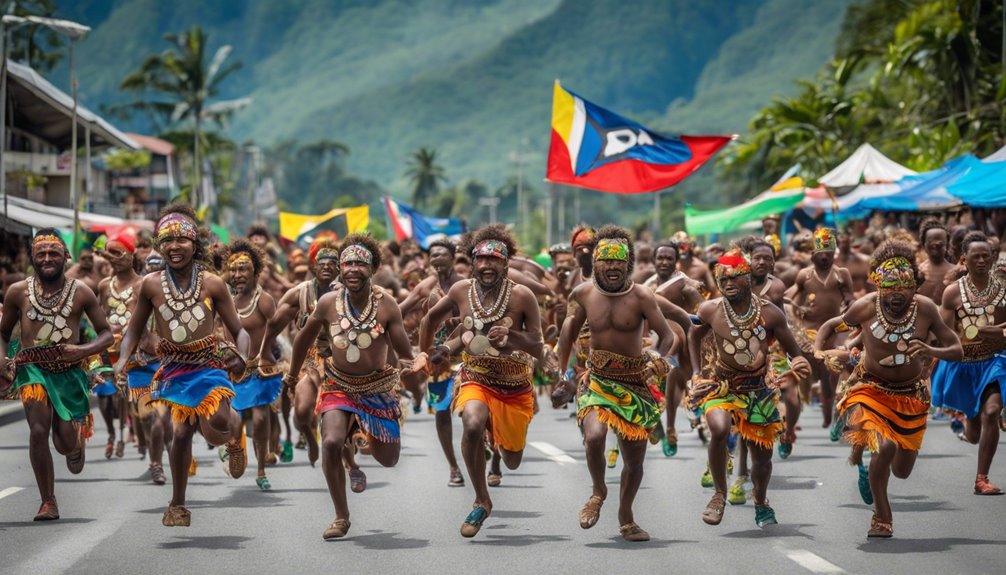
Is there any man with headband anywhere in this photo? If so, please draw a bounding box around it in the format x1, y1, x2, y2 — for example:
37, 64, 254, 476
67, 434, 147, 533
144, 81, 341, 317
789, 227, 854, 430
116, 204, 252, 527
816, 240, 960, 538
551, 225, 675, 542
931, 231, 1006, 496
687, 249, 810, 529
0, 228, 114, 520
259, 237, 341, 467
224, 239, 283, 491
417, 224, 544, 538
676, 232, 717, 298
286, 233, 421, 539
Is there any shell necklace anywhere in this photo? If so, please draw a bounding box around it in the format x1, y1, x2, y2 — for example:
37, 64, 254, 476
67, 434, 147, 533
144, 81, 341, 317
720, 296, 766, 367
463, 278, 513, 355
330, 285, 383, 363
235, 285, 263, 319
107, 277, 134, 328
871, 295, 917, 366
957, 274, 1006, 341
157, 264, 207, 343
26, 275, 77, 344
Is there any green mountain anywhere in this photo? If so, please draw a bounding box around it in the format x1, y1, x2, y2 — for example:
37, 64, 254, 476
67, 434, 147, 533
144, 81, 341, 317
53, 0, 853, 200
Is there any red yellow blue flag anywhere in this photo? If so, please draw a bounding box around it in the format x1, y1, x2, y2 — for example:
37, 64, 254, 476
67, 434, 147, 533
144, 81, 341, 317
546, 81, 734, 194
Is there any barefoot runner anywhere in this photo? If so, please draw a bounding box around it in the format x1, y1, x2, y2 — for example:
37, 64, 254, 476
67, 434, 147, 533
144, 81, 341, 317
0, 229, 114, 520
417, 224, 544, 538
815, 240, 961, 538
115, 204, 251, 527
551, 226, 675, 542
285, 234, 421, 539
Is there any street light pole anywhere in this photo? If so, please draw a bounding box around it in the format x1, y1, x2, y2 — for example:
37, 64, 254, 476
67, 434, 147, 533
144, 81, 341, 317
69, 38, 79, 255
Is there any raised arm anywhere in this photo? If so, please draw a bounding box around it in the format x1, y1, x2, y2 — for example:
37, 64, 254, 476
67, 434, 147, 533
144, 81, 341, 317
688, 301, 715, 377
115, 278, 155, 375
209, 275, 251, 359
259, 287, 301, 364
640, 288, 674, 357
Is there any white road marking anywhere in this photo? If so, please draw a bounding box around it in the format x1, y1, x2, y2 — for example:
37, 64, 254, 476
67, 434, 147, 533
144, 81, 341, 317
0, 486, 24, 500
783, 548, 846, 574
529, 441, 578, 465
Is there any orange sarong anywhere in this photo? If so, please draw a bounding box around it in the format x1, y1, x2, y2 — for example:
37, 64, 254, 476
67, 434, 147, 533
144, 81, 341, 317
453, 351, 535, 453
837, 364, 929, 452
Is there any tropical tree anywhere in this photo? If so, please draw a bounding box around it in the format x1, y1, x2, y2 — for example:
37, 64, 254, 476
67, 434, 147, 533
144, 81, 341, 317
3, 0, 64, 72
117, 26, 249, 209
405, 147, 446, 209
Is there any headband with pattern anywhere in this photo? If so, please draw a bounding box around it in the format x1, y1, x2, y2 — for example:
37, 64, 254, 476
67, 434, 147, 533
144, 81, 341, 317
813, 227, 837, 253
155, 213, 199, 245
340, 244, 374, 266
227, 252, 253, 268
472, 240, 508, 260
593, 238, 629, 261
869, 257, 916, 289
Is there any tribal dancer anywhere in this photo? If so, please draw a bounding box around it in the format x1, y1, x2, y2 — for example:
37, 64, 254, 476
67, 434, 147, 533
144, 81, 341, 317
790, 227, 854, 427
917, 218, 954, 304
286, 234, 420, 539
116, 204, 251, 527
687, 250, 810, 527
418, 224, 544, 538
816, 240, 961, 538
260, 237, 339, 466
932, 232, 1006, 495
0, 229, 114, 520
552, 226, 675, 542
402, 239, 465, 486
225, 239, 283, 490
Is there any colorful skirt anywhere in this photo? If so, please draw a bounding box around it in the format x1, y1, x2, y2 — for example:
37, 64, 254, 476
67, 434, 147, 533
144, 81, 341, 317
427, 369, 456, 413
454, 352, 535, 452
12, 343, 93, 439
837, 364, 929, 452
577, 350, 662, 441
127, 361, 161, 400
687, 362, 782, 449
930, 355, 1006, 419
317, 363, 402, 443
232, 372, 283, 411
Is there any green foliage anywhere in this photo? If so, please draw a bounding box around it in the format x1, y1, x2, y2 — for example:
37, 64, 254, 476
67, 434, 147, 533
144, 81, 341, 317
104, 149, 151, 170
5, 0, 65, 72
405, 147, 446, 210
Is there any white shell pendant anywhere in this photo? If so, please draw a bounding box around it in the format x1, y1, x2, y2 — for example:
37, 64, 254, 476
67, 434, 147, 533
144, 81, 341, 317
346, 345, 361, 363
356, 332, 372, 349
469, 334, 491, 355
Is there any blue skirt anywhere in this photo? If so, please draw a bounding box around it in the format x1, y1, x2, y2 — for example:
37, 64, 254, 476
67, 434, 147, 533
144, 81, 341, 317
127, 362, 161, 391
427, 371, 456, 413
233, 373, 283, 411
931, 355, 1006, 419
92, 381, 118, 397
151, 367, 235, 409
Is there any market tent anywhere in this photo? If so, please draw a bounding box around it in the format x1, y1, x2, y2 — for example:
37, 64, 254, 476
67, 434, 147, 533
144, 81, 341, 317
946, 159, 1006, 207
0, 195, 153, 231
859, 155, 975, 212
685, 177, 805, 235
800, 181, 902, 220
817, 143, 917, 192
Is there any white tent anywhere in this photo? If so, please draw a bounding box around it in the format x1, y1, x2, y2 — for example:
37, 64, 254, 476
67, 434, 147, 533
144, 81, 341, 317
982, 144, 1006, 163
817, 143, 916, 191
0, 195, 153, 231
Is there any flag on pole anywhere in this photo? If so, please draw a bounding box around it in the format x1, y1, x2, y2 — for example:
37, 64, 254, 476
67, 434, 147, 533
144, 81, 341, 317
384, 196, 464, 249
279, 205, 369, 248
546, 81, 734, 194
684, 176, 805, 235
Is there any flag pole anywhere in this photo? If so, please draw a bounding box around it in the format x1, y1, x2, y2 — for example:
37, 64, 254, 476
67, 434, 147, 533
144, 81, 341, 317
652, 189, 661, 238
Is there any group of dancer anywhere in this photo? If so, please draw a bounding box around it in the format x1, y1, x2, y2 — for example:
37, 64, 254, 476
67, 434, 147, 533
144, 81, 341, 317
1, 204, 1004, 542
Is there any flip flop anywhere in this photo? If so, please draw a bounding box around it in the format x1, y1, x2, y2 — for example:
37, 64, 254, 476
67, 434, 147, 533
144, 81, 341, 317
487, 472, 502, 487
460, 505, 490, 538
256, 475, 272, 491
162, 504, 191, 527
867, 515, 892, 538
33, 498, 59, 521
448, 468, 465, 487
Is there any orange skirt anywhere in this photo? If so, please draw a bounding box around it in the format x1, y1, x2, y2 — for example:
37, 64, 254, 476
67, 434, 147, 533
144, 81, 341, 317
837, 367, 929, 452
453, 382, 533, 453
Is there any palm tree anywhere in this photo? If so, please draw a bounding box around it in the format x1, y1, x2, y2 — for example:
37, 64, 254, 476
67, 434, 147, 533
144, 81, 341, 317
405, 147, 446, 209
118, 26, 249, 209
4, 0, 64, 72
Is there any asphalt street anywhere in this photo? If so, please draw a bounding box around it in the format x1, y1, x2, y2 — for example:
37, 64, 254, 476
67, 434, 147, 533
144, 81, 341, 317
0, 398, 1003, 575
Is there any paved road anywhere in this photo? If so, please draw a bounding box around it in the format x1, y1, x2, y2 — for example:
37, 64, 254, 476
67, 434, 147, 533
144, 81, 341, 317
0, 398, 1003, 575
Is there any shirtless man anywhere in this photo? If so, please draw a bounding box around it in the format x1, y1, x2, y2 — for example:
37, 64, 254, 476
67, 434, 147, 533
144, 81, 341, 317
0, 229, 114, 520
837, 232, 872, 296
552, 226, 674, 541
116, 204, 251, 527
789, 228, 854, 427
225, 239, 283, 491
631, 242, 656, 284
417, 224, 544, 538
815, 240, 961, 537
688, 249, 809, 527
66, 247, 103, 294
400, 239, 465, 486
931, 231, 1006, 495
286, 234, 420, 539
917, 218, 954, 304
678, 236, 717, 297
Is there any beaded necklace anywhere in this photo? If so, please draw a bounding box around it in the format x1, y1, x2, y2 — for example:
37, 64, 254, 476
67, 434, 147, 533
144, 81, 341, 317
106, 277, 134, 328
157, 264, 207, 343
871, 295, 917, 366
463, 278, 514, 355
235, 285, 263, 319
720, 296, 766, 367
26, 275, 77, 344
957, 274, 1006, 341
330, 285, 383, 363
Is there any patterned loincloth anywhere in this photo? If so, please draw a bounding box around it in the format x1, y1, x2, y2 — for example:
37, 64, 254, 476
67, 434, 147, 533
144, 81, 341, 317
837, 363, 929, 452
577, 349, 664, 441
688, 360, 782, 449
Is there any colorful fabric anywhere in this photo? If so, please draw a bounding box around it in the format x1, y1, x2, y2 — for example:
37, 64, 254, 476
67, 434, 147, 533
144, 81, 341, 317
571, 226, 596, 249
227, 252, 253, 268
12, 342, 93, 438
714, 249, 751, 280
547, 80, 732, 194
32, 233, 67, 256
232, 372, 283, 411
155, 213, 199, 245
869, 257, 917, 289
427, 371, 456, 413
126, 361, 161, 400
457, 351, 534, 394
593, 238, 629, 261
92, 380, 118, 397
151, 337, 235, 423
472, 240, 508, 260
107, 235, 135, 253
383, 196, 464, 249
453, 382, 533, 452
576, 350, 661, 441
765, 234, 782, 257
687, 362, 782, 449
340, 243, 373, 266
930, 356, 1006, 419
837, 364, 929, 452
317, 364, 401, 443
813, 227, 837, 253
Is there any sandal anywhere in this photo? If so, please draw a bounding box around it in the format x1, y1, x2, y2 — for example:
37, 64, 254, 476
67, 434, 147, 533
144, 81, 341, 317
975, 474, 1004, 495
33, 497, 59, 521
349, 468, 367, 493
578, 495, 604, 529
460, 504, 490, 538
323, 518, 351, 540
487, 472, 502, 487
162, 504, 191, 527
66, 448, 85, 475
115, 440, 125, 458
226, 438, 247, 479
867, 514, 892, 538
105, 440, 114, 460
448, 468, 465, 487
151, 463, 167, 485
662, 429, 678, 457
619, 521, 650, 542
256, 475, 272, 491
702, 492, 726, 525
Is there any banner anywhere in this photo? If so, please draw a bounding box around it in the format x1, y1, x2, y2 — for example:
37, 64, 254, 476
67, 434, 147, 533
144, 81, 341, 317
546, 81, 733, 194
685, 177, 805, 235
279, 205, 369, 247
384, 196, 464, 249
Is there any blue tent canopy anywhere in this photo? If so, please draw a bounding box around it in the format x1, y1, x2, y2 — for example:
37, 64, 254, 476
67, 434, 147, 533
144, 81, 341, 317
947, 158, 1006, 207
859, 155, 974, 212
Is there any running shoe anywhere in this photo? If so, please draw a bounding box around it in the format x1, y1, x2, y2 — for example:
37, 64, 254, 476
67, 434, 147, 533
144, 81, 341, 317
857, 463, 873, 505
280, 439, 294, 463
754, 503, 777, 527
701, 465, 713, 488
606, 448, 619, 468
728, 475, 748, 505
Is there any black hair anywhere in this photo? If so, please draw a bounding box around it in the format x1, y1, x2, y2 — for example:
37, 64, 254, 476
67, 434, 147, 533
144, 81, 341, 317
427, 238, 457, 257
869, 240, 919, 282
247, 224, 271, 241
654, 240, 679, 259
748, 239, 776, 258
961, 231, 991, 257
226, 238, 266, 278
340, 233, 383, 270
157, 202, 209, 265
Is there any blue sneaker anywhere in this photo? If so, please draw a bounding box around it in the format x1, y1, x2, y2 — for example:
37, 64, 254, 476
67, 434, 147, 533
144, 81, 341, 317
755, 503, 777, 527
726, 431, 738, 453
950, 418, 964, 435
857, 463, 873, 505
